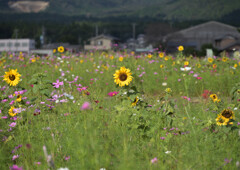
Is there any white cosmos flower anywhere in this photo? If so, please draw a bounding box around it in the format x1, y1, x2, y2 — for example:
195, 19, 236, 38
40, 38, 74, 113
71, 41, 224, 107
165, 151, 171, 154
162, 82, 167, 86
180, 67, 191, 71
57, 168, 69, 170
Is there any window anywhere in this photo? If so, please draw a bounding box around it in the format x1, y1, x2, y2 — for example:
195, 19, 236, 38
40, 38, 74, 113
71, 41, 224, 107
97, 41, 103, 45
7, 42, 12, 47
14, 42, 20, 47
22, 42, 28, 47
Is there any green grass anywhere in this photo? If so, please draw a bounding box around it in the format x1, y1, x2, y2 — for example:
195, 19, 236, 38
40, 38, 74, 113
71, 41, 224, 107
0, 51, 239, 169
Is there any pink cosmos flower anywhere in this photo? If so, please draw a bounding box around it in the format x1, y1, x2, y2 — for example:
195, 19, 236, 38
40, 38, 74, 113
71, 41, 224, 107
81, 102, 91, 110
9, 122, 16, 127
10, 165, 23, 170
12, 155, 19, 160
65, 156, 70, 161
10, 100, 15, 105
52, 79, 64, 88
151, 157, 158, 164
108, 91, 119, 97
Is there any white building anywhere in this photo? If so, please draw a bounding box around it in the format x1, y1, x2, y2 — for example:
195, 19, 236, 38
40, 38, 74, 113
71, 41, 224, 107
0, 39, 35, 52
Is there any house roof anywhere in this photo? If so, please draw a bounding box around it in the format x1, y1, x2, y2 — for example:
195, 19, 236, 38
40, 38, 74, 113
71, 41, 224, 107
177, 21, 237, 34
164, 21, 240, 40
89, 34, 118, 41
215, 34, 238, 41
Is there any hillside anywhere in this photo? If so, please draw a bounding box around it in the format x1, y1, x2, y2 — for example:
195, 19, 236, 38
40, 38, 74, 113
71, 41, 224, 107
0, 0, 240, 21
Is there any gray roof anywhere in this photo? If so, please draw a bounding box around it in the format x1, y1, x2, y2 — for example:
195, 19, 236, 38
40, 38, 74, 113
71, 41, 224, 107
164, 21, 240, 40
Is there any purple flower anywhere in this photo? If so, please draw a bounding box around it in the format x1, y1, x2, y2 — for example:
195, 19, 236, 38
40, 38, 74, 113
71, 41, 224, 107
108, 91, 119, 97
151, 157, 158, 164
65, 156, 70, 161
1, 99, 8, 103
12, 155, 19, 160
53, 79, 64, 88
9, 122, 16, 128
10, 165, 23, 170
160, 137, 165, 140
224, 158, 232, 165
81, 102, 91, 110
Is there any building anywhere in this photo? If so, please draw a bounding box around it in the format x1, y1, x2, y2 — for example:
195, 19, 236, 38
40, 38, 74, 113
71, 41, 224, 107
42, 43, 81, 53
163, 21, 240, 52
0, 39, 35, 52
84, 34, 118, 50
126, 34, 153, 52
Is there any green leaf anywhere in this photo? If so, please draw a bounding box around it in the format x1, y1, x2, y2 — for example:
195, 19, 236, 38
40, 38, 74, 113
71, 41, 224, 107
29, 78, 38, 84
33, 85, 39, 94
30, 97, 37, 102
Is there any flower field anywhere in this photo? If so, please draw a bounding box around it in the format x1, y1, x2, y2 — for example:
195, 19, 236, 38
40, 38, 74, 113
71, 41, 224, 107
0, 48, 240, 169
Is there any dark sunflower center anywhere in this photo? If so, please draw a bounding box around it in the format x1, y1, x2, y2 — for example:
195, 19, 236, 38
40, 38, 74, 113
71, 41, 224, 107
222, 110, 232, 118
119, 73, 127, 81
213, 95, 216, 99
9, 74, 15, 81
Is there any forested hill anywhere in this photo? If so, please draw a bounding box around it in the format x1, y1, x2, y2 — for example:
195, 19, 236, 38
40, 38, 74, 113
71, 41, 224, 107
0, 0, 240, 21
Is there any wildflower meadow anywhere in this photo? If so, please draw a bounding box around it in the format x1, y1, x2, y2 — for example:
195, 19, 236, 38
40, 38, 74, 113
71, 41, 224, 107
0, 47, 240, 170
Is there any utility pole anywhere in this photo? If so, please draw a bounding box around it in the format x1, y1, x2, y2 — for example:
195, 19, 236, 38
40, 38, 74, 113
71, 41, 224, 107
95, 24, 98, 36
132, 23, 136, 50
132, 23, 136, 40
14, 29, 18, 39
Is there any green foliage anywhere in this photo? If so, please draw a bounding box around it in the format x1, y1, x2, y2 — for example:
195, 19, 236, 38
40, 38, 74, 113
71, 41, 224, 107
29, 73, 52, 98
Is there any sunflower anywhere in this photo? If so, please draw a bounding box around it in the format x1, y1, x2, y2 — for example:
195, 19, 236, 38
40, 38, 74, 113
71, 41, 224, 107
216, 109, 235, 126
208, 58, 213, 63
147, 54, 152, 59
159, 52, 164, 58
178, 45, 184, 51
209, 94, 220, 103
9, 106, 17, 117
220, 109, 235, 121
196, 63, 201, 68
3, 69, 21, 86
222, 57, 228, 62
16, 94, 22, 102
184, 61, 189, 66
58, 46, 64, 53
119, 56, 123, 62
53, 49, 56, 53
113, 67, 133, 87
131, 97, 139, 107
164, 56, 169, 61
212, 64, 217, 69
216, 114, 228, 126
